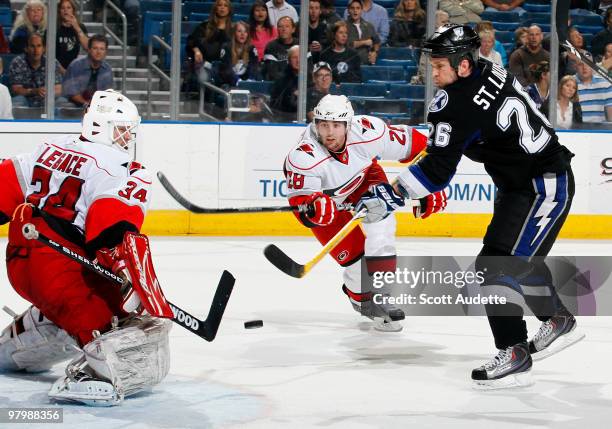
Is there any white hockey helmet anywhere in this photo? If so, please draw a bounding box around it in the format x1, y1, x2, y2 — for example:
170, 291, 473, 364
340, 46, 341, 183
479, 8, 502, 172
313, 94, 354, 127
81, 89, 141, 152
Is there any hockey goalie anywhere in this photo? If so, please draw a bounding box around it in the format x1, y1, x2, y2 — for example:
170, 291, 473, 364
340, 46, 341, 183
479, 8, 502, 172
0, 90, 173, 406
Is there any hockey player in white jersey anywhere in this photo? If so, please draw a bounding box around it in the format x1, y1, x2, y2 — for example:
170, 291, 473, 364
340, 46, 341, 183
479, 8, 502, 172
0, 89, 172, 406
284, 95, 447, 331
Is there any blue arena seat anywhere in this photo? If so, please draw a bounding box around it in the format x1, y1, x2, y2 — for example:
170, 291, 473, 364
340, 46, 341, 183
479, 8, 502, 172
570, 11, 603, 27
387, 84, 425, 100
378, 46, 418, 61
491, 21, 521, 31
349, 97, 411, 115
495, 30, 515, 44
337, 83, 388, 98
0, 7, 11, 28
190, 12, 210, 22
377, 59, 416, 68
361, 66, 406, 83
523, 2, 550, 13
481, 11, 521, 23
141, 1, 172, 13
573, 24, 602, 35
143, 11, 172, 45
183, 2, 212, 20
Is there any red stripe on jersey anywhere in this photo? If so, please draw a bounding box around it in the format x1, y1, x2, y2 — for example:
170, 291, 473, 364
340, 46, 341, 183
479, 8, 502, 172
365, 255, 397, 275
85, 198, 145, 244
399, 129, 427, 163
0, 159, 25, 219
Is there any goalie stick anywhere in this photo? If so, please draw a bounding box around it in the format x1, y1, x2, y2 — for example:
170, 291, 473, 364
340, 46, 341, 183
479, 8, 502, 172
21, 223, 234, 342
556, 0, 612, 84
157, 171, 352, 214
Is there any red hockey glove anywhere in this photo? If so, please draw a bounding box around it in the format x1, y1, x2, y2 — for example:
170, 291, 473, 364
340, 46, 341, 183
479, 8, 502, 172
95, 246, 142, 314
413, 190, 447, 219
304, 192, 337, 226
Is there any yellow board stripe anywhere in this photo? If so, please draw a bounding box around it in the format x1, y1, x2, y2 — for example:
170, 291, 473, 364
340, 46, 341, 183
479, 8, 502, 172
1, 211, 609, 239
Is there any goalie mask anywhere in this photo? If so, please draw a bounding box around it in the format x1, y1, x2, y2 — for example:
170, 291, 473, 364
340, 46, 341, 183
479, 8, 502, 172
82, 89, 141, 153
423, 24, 481, 70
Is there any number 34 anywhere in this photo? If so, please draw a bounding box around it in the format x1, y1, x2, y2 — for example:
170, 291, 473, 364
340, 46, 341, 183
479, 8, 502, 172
118, 181, 148, 203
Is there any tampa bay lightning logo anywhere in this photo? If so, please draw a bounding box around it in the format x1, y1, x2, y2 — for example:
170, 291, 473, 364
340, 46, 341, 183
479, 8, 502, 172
337, 62, 349, 74
428, 90, 449, 113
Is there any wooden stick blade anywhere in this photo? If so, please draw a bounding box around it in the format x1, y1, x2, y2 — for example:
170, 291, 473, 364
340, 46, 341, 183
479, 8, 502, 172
263, 244, 306, 278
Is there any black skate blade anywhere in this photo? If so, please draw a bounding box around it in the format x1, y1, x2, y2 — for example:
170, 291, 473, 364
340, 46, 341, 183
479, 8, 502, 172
264, 244, 305, 278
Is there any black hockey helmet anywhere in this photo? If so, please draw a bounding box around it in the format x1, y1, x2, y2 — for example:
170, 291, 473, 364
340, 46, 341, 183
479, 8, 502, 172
422, 24, 481, 70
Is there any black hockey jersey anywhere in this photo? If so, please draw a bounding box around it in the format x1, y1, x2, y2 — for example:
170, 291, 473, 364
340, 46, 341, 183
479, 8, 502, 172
397, 59, 573, 197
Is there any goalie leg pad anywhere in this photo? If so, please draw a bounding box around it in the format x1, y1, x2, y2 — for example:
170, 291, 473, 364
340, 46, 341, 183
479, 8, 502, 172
49, 315, 172, 406
0, 306, 79, 372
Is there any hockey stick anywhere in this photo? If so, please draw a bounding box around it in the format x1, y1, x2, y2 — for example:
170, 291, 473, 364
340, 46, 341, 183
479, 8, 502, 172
556, 0, 612, 84
157, 171, 352, 214
264, 150, 428, 278
21, 224, 234, 342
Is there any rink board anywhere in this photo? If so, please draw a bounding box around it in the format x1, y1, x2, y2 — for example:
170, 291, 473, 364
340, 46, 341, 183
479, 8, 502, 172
0, 120, 610, 238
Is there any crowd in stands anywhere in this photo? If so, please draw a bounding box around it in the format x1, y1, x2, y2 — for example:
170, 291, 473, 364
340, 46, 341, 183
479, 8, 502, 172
0, 0, 114, 118
0, 0, 611, 126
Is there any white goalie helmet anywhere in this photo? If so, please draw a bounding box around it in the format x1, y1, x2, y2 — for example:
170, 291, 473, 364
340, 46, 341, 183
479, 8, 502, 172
82, 89, 141, 152
313, 94, 354, 126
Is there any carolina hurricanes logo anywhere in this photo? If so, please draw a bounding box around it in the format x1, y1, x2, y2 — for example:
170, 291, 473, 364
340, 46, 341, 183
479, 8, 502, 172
360, 117, 374, 134
297, 143, 315, 157
127, 161, 144, 175
330, 168, 367, 199
337, 250, 349, 261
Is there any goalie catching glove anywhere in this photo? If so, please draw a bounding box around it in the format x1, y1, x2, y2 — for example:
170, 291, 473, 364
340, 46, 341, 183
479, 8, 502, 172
355, 183, 405, 223
94, 232, 173, 318
413, 190, 448, 219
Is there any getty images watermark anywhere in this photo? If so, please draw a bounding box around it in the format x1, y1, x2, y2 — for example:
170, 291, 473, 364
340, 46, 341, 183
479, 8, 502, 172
360, 256, 612, 316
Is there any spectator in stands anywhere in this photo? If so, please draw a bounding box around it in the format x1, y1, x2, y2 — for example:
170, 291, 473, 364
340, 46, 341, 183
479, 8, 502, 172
306, 61, 333, 121
0, 23, 9, 54
92, 1, 140, 45
575, 53, 612, 123
270, 44, 299, 122
320, 21, 362, 83
308, 0, 330, 58
592, 8, 612, 60
343, 0, 390, 45
186, 0, 233, 87
262, 15, 297, 81
475, 21, 506, 66
266, 0, 299, 27
217, 22, 260, 88
320, 0, 342, 27
346, 0, 380, 65
0, 57, 12, 119
543, 75, 582, 129
509, 25, 550, 86
561, 27, 592, 76
513, 26, 528, 52
597, 42, 612, 72
56, 0, 88, 72
388, 0, 426, 48
9, 33, 68, 108
478, 29, 503, 66
249, 0, 278, 62
439, 0, 484, 25
411, 9, 449, 84
482, 0, 526, 14
10, 0, 47, 55
525, 61, 550, 110
62, 34, 113, 108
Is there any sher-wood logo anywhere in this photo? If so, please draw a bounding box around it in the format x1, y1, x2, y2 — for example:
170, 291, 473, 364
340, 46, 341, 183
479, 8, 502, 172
602, 157, 612, 183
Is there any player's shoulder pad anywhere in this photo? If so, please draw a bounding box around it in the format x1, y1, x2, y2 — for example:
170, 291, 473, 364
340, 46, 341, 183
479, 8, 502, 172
350, 115, 386, 139
126, 162, 152, 184
285, 126, 328, 172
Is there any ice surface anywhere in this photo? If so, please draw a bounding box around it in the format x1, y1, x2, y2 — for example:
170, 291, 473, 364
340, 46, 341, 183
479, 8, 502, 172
1, 237, 611, 429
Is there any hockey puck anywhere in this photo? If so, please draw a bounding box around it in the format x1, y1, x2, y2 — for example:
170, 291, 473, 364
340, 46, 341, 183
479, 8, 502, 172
244, 320, 263, 329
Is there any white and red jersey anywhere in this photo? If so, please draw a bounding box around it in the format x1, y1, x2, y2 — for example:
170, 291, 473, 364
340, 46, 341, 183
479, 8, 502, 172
284, 115, 426, 205
0, 135, 151, 248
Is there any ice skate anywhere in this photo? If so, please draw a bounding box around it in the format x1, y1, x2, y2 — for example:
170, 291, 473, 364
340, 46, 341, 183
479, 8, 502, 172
529, 313, 585, 361
342, 285, 405, 332
472, 342, 533, 389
